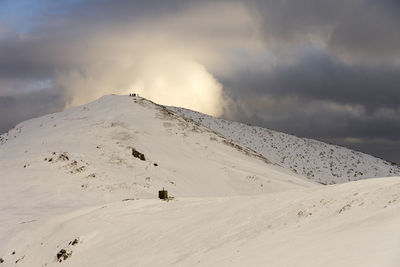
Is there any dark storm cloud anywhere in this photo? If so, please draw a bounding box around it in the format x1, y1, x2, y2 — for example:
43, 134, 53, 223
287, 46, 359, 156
0, 34, 57, 80
0, 0, 192, 79
221, 47, 400, 137
226, 50, 400, 110
246, 0, 400, 62
0, 89, 63, 133
332, 138, 400, 165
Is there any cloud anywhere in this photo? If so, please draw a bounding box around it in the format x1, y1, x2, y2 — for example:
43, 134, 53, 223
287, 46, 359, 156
0, 89, 63, 133
1, 0, 259, 119
130, 55, 225, 116
228, 49, 400, 109
245, 0, 400, 64
56, 54, 225, 116
221, 47, 400, 138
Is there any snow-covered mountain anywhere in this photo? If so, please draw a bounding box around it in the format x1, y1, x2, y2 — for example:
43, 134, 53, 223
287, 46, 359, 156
0, 95, 313, 261
167, 106, 400, 184
1, 95, 399, 267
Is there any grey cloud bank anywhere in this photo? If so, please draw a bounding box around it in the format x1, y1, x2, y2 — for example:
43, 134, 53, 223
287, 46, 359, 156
1, 0, 400, 163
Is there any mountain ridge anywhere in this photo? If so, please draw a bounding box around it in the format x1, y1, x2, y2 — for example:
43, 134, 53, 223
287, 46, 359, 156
167, 106, 400, 184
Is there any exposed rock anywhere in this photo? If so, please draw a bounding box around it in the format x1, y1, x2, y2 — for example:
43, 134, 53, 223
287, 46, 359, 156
132, 148, 146, 161
58, 153, 69, 161
56, 249, 72, 262
122, 198, 136, 202
69, 238, 80, 246
15, 255, 24, 264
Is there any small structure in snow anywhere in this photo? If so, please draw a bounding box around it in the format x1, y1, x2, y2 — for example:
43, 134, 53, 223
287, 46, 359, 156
159, 188, 168, 200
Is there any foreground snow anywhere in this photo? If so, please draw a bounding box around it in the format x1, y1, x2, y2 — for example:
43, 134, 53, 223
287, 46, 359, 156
2, 177, 400, 266
167, 107, 400, 184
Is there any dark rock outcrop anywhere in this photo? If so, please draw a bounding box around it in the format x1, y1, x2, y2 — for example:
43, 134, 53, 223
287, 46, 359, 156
132, 148, 146, 161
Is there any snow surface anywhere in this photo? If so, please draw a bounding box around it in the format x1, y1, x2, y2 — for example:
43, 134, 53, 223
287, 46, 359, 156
167, 106, 400, 184
1, 95, 399, 266
2, 178, 400, 267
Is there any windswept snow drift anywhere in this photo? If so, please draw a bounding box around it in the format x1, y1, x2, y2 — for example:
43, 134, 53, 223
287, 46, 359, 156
0, 95, 399, 267
167, 106, 400, 184
2, 178, 400, 267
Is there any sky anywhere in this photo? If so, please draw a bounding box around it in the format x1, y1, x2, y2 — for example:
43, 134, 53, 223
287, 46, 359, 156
0, 0, 400, 163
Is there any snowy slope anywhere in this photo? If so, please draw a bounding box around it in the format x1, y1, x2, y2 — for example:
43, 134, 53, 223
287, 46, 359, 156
167, 107, 400, 184
0, 95, 314, 247
1, 177, 400, 267
1, 95, 400, 267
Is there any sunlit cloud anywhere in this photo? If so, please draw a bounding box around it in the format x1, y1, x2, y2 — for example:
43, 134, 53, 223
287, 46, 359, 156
40, 1, 258, 116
